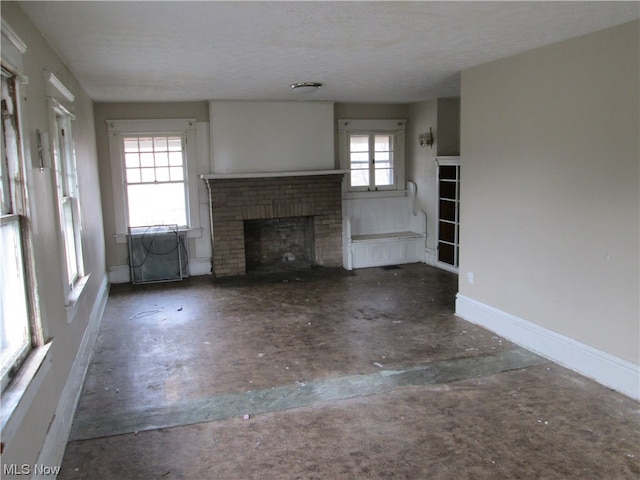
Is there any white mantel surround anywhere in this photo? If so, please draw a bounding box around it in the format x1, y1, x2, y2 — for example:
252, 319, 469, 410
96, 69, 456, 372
201, 169, 348, 180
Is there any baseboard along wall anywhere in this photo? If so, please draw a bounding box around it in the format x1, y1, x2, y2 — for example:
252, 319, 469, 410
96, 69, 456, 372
455, 294, 639, 401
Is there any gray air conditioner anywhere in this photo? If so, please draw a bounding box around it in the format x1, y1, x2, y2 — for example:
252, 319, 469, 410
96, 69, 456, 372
128, 225, 187, 284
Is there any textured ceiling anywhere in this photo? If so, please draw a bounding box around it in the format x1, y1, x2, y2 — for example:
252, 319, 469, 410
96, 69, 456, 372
16, 1, 640, 103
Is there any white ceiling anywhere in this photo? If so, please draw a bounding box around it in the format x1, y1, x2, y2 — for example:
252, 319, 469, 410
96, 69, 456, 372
17, 1, 640, 103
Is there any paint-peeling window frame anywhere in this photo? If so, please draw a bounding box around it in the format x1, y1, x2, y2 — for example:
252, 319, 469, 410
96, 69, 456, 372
1, 21, 53, 454
1, 69, 32, 394
0, 21, 46, 402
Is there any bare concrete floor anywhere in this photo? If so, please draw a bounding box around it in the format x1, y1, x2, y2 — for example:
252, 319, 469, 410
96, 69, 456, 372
60, 264, 640, 479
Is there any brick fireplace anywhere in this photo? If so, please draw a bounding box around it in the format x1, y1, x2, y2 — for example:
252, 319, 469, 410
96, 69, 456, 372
203, 171, 345, 278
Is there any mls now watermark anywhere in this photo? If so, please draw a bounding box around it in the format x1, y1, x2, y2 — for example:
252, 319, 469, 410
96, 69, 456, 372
3, 464, 61, 476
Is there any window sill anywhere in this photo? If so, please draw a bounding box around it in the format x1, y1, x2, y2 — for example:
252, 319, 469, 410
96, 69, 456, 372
0, 342, 53, 453
343, 189, 408, 200
65, 273, 91, 323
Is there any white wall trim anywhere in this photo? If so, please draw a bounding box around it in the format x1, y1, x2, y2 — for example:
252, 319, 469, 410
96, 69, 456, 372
0, 344, 53, 452
105, 118, 199, 238
108, 265, 130, 284
189, 258, 212, 276
456, 294, 640, 400
46, 72, 75, 103
1, 18, 27, 54
36, 274, 109, 470
424, 247, 436, 266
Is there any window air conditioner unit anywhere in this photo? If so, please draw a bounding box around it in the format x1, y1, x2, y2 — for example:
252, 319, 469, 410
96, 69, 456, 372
128, 225, 187, 284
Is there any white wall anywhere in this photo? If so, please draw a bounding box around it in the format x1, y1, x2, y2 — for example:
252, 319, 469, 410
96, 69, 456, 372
436, 98, 460, 157
458, 21, 639, 395
407, 99, 438, 262
1, 3, 108, 468
210, 101, 335, 173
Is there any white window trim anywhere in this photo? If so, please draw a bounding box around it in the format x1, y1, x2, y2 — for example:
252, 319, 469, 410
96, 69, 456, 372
107, 119, 199, 244
1, 19, 27, 74
338, 118, 406, 197
47, 73, 89, 316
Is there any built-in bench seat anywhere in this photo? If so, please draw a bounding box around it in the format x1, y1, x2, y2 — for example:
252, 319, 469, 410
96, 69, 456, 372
343, 181, 427, 270
351, 231, 423, 242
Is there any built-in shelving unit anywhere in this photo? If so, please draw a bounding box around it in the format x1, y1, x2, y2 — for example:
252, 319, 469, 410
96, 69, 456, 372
435, 157, 460, 273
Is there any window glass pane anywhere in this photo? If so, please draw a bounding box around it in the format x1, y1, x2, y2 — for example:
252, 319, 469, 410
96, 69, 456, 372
123, 138, 139, 152
140, 152, 154, 168
62, 200, 78, 283
138, 137, 153, 152
375, 168, 394, 186
126, 168, 141, 183
155, 167, 170, 182
374, 135, 391, 151
155, 152, 169, 167
169, 167, 184, 181
374, 134, 393, 186
350, 152, 368, 164
125, 153, 140, 168
56, 118, 72, 197
168, 137, 182, 151
140, 168, 155, 182
0, 219, 30, 380
154, 137, 168, 151
351, 170, 369, 187
127, 183, 187, 227
350, 135, 369, 152
375, 152, 390, 163
349, 134, 371, 188
169, 152, 183, 166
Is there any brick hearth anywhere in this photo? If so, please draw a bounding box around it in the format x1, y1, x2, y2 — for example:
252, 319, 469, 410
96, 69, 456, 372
204, 173, 344, 278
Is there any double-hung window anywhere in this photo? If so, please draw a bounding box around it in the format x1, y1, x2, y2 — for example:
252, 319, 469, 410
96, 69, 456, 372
53, 111, 82, 286
338, 119, 406, 193
1, 69, 32, 392
122, 134, 187, 228
107, 119, 197, 241
48, 73, 86, 303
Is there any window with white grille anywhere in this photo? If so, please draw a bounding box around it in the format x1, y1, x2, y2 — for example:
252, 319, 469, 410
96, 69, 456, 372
338, 119, 406, 193
123, 135, 187, 228
348, 133, 395, 189
50, 90, 85, 297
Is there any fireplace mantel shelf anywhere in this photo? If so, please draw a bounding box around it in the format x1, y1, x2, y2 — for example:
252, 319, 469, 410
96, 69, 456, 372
201, 169, 347, 180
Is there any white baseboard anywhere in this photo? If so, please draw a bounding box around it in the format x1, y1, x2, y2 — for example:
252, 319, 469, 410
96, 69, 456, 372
456, 294, 640, 401
35, 274, 109, 472
188, 257, 212, 276
424, 247, 436, 266
108, 265, 130, 284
